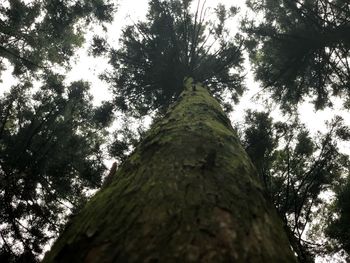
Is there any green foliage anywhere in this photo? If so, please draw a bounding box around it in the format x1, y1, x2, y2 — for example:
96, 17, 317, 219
326, 176, 350, 257
0, 1, 118, 260
242, 111, 278, 189
0, 75, 113, 261
103, 0, 244, 116
0, 0, 115, 77
240, 111, 350, 261
244, 0, 350, 110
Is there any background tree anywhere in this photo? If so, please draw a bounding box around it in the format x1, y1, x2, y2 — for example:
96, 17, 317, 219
0, 0, 115, 78
243, 0, 350, 110
239, 110, 350, 262
0, 75, 113, 262
326, 174, 350, 261
102, 0, 244, 116
242, 1, 350, 259
0, 1, 117, 261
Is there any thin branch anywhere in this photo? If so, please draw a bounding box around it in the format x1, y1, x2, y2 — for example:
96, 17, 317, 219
0, 45, 45, 70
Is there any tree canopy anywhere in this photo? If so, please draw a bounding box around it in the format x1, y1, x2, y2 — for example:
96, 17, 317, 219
0, 0, 115, 77
326, 175, 350, 258
103, 0, 244, 116
0, 0, 116, 261
240, 110, 350, 261
0, 75, 113, 262
244, 0, 350, 110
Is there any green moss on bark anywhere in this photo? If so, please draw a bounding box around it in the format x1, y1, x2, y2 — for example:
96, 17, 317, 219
43, 78, 296, 262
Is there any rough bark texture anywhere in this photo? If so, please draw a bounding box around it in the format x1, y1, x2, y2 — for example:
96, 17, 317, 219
43, 79, 296, 262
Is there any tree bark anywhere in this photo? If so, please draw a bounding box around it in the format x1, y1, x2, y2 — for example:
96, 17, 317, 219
43, 78, 296, 262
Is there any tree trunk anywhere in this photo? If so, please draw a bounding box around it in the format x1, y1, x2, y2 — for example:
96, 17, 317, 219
43, 78, 296, 262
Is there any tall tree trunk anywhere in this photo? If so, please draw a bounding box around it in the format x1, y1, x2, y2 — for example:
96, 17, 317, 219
43, 78, 296, 262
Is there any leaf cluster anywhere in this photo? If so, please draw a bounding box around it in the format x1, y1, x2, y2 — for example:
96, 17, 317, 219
244, 0, 350, 111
